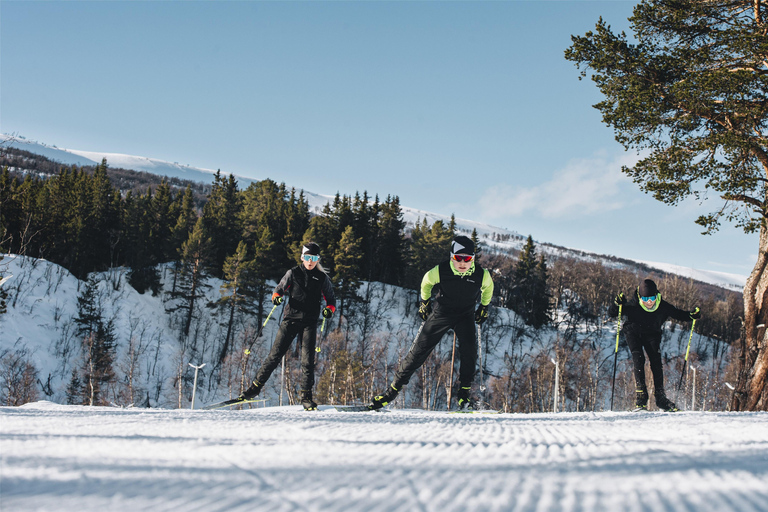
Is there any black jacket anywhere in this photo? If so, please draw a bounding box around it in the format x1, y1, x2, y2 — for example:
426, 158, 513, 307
608, 291, 690, 338
274, 265, 336, 322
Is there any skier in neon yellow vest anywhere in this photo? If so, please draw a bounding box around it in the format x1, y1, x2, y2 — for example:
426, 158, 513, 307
369, 235, 494, 411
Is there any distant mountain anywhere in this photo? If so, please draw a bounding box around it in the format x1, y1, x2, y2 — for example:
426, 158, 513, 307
1, 134, 747, 290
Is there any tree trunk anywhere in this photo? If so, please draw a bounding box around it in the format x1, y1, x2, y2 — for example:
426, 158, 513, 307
733, 223, 768, 411
219, 298, 236, 367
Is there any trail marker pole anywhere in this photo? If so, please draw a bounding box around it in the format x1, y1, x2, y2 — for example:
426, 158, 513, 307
189, 363, 206, 409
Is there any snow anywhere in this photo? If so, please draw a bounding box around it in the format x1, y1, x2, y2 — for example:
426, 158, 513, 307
639, 260, 746, 291
2, 402, 767, 512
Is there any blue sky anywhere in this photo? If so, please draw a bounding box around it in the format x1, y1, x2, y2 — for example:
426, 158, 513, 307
0, 0, 758, 277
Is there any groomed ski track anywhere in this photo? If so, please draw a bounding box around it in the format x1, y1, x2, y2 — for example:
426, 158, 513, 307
2, 402, 767, 512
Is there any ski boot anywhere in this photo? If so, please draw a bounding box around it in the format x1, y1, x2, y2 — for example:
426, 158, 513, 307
301, 390, 318, 411
655, 392, 679, 412
368, 384, 399, 410
456, 386, 476, 411
240, 380, 262, 400
631, 387, 649, 412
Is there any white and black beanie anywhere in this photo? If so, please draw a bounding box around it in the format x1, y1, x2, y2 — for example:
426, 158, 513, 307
302, 242, 321, 256
451, 235, 475, 255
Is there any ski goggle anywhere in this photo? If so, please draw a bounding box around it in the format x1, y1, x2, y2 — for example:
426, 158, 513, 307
302, 254, 320, 262
451, 253, 474, 263
640, 295, 657, 302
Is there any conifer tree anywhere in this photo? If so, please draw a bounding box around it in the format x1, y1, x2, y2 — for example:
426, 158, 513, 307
305, 204, 339, 275
171, 185, 197, 251
372, 195, 407, 286
566, 0, 768, 410
201, 172, 241, 276
333, 225, 364, 323
471, 228, 482, 258
407, 218, 453, 290
124, 190, 159, 294
508, 236, 551, 329
66, 369, 82, 405
171, 217, 212, 338
73, 276, 116, 405
215, 241, 259, 367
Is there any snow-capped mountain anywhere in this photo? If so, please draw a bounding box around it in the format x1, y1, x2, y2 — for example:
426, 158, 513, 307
1, 134, 747, 290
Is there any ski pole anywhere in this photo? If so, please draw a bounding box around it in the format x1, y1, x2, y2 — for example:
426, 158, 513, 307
477, 324, 486, 393
315, 317, 326, 354
448, 333, 456, 410
677, 319, 697, 394
409, 321, 426, 351
244, 303, 279, 357
610, 304, 622, 411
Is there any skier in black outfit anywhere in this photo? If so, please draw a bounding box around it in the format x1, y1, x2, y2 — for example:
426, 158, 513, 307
368, 235, 494, 411
609, 278, 701, 411
239, 242, 336, 410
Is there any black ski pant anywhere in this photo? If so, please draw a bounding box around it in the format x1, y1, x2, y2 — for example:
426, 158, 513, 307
254, 318, 317, 395
625, 327, 665, 396
392, 309, 477, 390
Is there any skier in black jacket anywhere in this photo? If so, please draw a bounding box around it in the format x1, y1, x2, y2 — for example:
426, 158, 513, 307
368, 235, 494, 411
609, 278, 701, 411
240, 242, 336, 410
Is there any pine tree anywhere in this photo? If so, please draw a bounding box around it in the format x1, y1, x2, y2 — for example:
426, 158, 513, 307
201, 172, 241, 276
124, 190, 159, 294
171, 218, 212, 338
333, 225, 364, 323
372, 195, 407, 286
471, 228, 482, 258
407, 218, 453, 290
566, 0, 768, 410
66, 369, 82, 405
215, 241, 259, 367
305, 204, 339, 275
508, 236, 551, 329
171, 185, 197, 251
73, 276, 116, 405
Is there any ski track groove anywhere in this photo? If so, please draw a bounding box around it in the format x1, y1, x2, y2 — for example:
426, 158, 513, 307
2, 406, 768, 511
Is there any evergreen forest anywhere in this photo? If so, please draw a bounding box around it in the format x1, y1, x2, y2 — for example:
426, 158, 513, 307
0, 150, 746, 412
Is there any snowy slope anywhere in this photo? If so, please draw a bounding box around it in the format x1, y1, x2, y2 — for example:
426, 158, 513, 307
2, 402, 767, 512
639, 260, 746, 292
1, 134, 747, 290
1, 134, 222, 183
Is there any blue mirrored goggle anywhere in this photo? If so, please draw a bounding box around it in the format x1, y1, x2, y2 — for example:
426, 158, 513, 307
302, 254, 320, 262
640, 295, 657, 302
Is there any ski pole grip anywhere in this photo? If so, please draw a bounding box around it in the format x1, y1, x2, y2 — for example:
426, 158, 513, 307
614, 304, 622, 353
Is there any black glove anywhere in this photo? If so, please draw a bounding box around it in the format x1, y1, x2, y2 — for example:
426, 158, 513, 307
614, 293, 626, 306
322, 306, 334, 319
418, 298, 432, 321
272, 295, 284, 306
475, 304, 489, 325
689, 307, 701, 320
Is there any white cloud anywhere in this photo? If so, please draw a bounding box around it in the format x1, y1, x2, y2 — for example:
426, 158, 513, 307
479, 151, 642, 219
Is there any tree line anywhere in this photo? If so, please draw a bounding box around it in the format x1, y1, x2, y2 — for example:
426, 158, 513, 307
0, 157, 744, 411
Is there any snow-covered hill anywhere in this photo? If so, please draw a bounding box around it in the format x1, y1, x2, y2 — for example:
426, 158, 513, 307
0, 254, 525, 410
0, 134, 748, 290
2, 401, 767, 512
